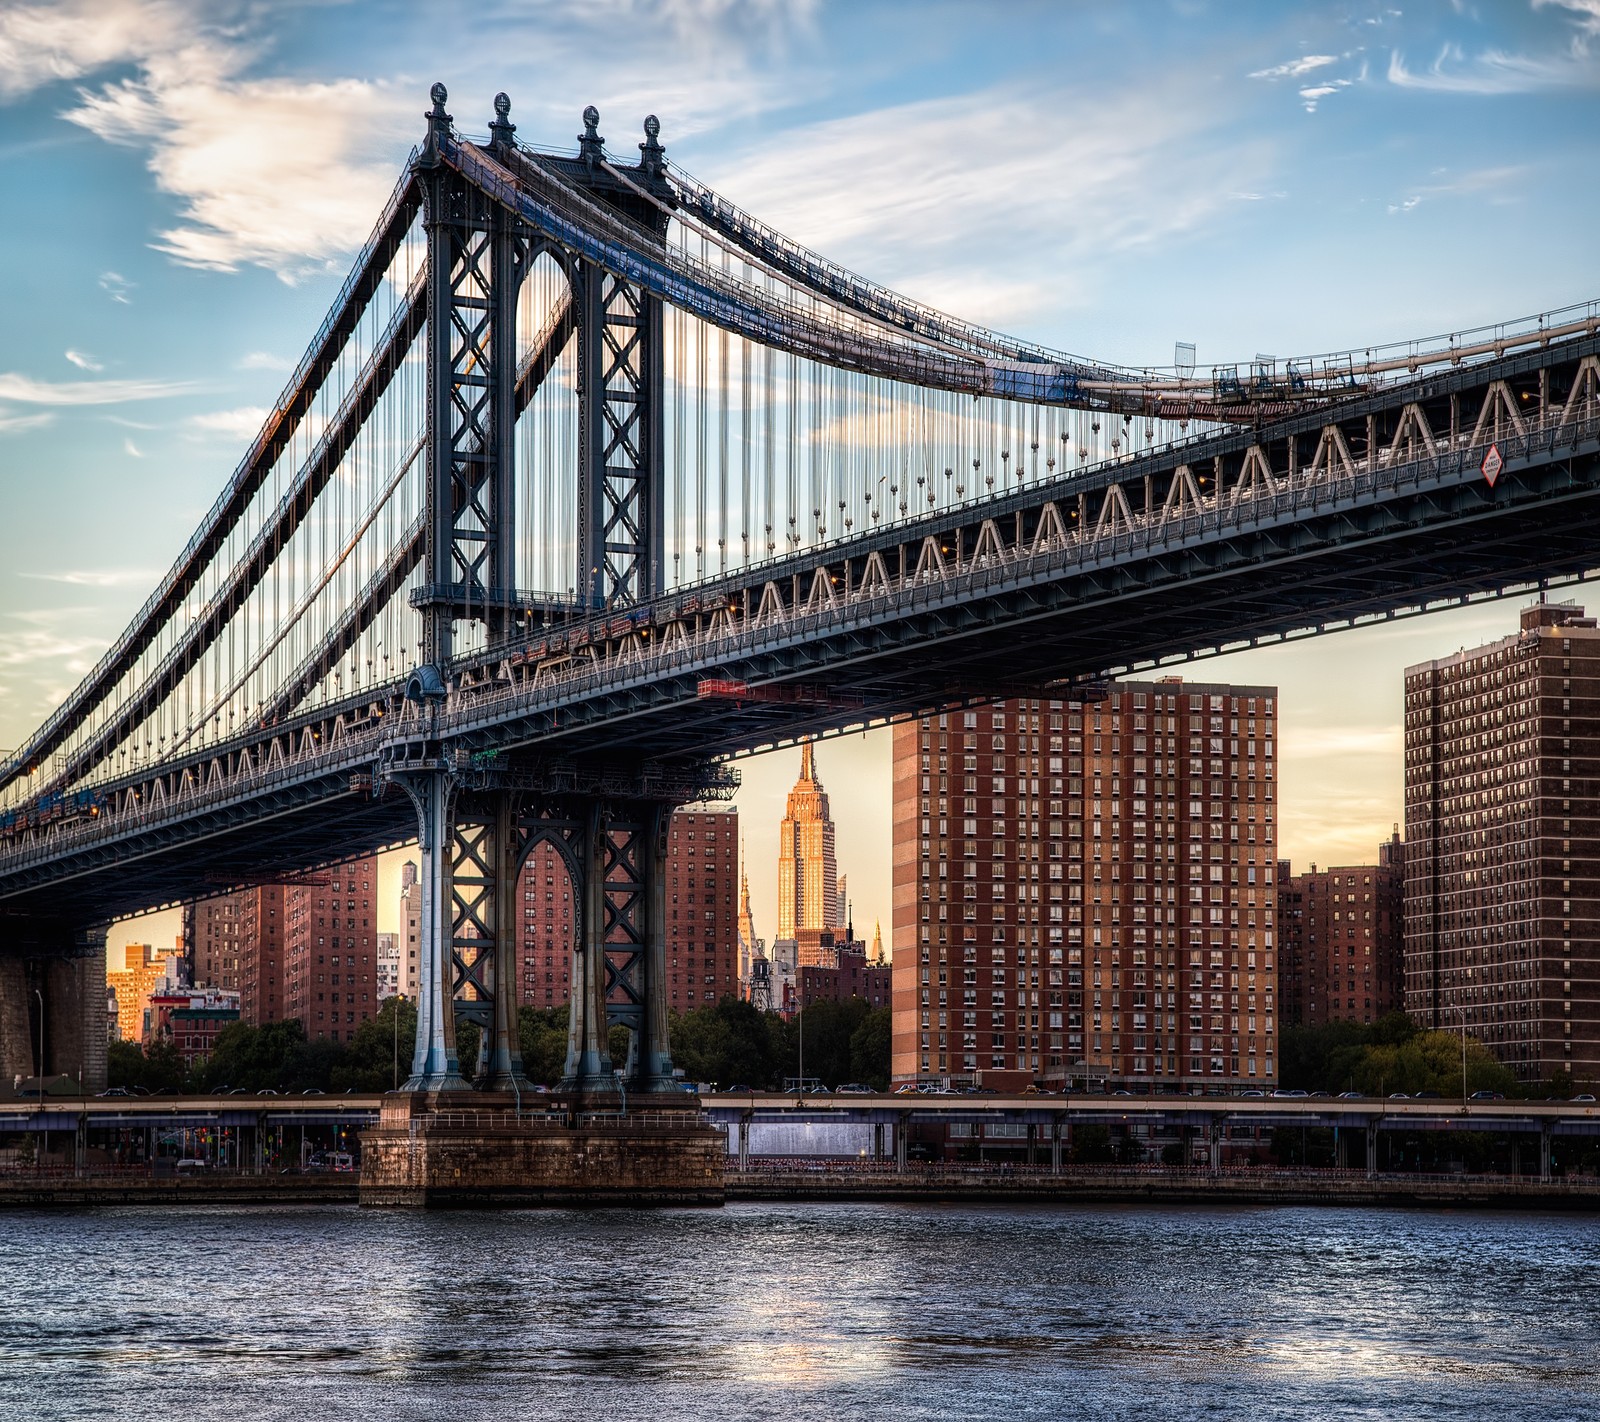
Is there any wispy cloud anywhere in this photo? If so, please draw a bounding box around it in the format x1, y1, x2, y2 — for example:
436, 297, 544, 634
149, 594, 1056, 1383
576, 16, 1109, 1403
710, 79, 1271, 332
0, 411, 54, 435
1385, 164, 1528, 214
64, 348, 103, 371
237, 350, 291, 372
1387, 41, 1600, 93
186, 405, 267, 439
123, 437, 143, 458
0, 372, 195, 405
1250, 54, 1339, 80
98, 270, 133, 304
19, 567, 160, 588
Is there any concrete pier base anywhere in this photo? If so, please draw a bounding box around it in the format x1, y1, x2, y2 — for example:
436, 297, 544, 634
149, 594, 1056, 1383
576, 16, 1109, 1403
359, 1091, 725, 1207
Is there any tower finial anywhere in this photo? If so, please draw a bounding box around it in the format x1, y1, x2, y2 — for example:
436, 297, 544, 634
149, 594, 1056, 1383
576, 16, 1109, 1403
489, 91, 515, 151
640, 113, 665, 178
800, 738, 814, 782
423, 82, 452, 165
579, 104, 604, 165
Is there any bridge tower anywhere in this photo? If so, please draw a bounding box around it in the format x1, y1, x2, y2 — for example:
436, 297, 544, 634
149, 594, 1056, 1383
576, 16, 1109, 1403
397, 87, 689, 1103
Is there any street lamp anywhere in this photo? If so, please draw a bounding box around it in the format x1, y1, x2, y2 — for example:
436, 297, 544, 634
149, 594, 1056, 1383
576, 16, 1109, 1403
32, 987, 44, 1101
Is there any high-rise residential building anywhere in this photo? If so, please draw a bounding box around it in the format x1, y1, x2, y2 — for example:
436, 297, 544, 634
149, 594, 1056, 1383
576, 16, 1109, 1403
891, 680, 1279, 1090
516, 808, 740, 1015
1404, 601, 1600, 1084
105, 943, 182, 1045
1278, 833, 1404, 1027
835, 874, 849, 932
398, 860, 421, 1000
376, 932, 401, 1001
188, 896, 243, 993
776, 741, 838, 941
284, 856, 379, 1044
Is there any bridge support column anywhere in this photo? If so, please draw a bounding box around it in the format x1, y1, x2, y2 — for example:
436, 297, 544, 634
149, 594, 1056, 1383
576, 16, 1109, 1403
896, 1111, 909, 1171
1209, 1123, 1222, 1173
1540, 1123, 1552, 1184
1050, 1119, 1062, 1176
0, 956, 32, 1093
873, 1121, 885, 1162
738, 1114, 751, 1171
634, 802, 677, 1094
401, 770, 469, 1092
47, 932, 107, 1094
561, 801, 619, 1099
453, 790, 529, 1093
1366, 1123, 1379, 1179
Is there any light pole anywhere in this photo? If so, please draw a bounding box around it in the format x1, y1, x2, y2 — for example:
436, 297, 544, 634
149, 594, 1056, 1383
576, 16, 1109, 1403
32, 987, 44, 1100
33, 986, 44, 1174
1459, 1004, 1469, 1101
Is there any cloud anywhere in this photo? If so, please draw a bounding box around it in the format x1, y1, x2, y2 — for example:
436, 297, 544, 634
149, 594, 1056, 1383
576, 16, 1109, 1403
237, 351, 291, 371
1298, 78, 1355, 111
1385, 164, 1527, 214
123, 437, 143, 457
0, 372, 195, 405
0, 411, 54, 435
707, 80, 1272, 334
1250, 54, 1339, 80
64, 348, 103, 371
1387, 41, 1600, 93
18, 568, 160, 587
98, 270, 134, 304
186, 405, 268, 439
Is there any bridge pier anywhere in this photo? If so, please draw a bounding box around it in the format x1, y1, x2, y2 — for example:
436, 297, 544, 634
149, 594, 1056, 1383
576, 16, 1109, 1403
0, 928, 107, 1097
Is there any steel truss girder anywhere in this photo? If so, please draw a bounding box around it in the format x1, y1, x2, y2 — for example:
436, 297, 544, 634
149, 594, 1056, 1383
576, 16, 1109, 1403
578, 266, 663, 608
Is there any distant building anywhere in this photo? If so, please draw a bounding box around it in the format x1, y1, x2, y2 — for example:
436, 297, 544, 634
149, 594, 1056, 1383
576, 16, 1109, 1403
106, 943, 182, 1046
398, 861, 421, 1000
1278, 833, 1405, 1027
1405, 601, 1600, 1083
106, 986, 120, 1043
283, 856, 379, 1044
892, 681, 1280, 1090
149, 989, 240, 1066
736, 859, 765, 1001
776, 741, 838, 941
517, 808, 741, 1014
798, 936, 891, 1011
376, 932, 401, 1001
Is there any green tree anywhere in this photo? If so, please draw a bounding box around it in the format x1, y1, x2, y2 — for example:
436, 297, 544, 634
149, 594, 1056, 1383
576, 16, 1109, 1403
848, 1007, 892, 1090
193, 1019, 308, 1092
518, 1005, 570, 1086
1354, 1029, 1517, 1098
782, 998, 873, 1088
332, 997, 418, 1092
670, 997, 781, 1088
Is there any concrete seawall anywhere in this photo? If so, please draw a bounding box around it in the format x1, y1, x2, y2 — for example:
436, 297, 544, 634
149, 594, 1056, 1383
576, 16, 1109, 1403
0, 1173, 357, 1207
725, 1168, 1600, 1210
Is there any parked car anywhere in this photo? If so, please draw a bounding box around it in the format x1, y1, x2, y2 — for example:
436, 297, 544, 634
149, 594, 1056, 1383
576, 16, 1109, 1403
1469, 1090, 1505, 1101
1388, 1093, 1410, 1100
835, 1083, 875, 1095
96, 1087, 130, 1097
174, 1158, 210, 1175
1237, 1089, 1265, 1098
1271, 1089, 1308, 1099
1338, 1091, 1365, 1100
1571, 1094, 1597, 1103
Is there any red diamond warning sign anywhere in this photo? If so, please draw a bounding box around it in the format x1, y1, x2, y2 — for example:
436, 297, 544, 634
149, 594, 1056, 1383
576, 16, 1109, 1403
1482, 443, 1504, 488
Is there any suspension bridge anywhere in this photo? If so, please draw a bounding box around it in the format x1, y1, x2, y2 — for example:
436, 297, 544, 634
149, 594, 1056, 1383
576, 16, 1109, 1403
1, 86, 1597, 1105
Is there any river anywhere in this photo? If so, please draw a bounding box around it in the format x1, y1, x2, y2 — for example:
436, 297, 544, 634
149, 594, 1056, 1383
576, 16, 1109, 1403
0, 1202, 1595, 1419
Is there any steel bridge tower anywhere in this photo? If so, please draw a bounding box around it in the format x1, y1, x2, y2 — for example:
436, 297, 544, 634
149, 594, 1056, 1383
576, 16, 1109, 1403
396, 87, 712, 1101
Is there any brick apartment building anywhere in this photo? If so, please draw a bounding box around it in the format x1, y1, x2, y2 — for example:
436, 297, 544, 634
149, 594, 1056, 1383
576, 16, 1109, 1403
892, 680, 1280, 1091
1405, 601, 1600, 1083
1279, 833, 1404, 1027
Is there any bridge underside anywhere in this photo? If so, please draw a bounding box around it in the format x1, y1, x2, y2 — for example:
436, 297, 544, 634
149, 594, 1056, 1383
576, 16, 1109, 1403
4, 430, 1595, 927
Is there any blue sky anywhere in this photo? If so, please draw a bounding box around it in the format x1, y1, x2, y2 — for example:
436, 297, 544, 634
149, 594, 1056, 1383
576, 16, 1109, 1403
1, 0, 1598, 952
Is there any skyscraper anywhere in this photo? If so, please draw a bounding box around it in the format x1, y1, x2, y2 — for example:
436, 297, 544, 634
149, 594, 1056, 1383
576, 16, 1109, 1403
1404, 601, 1600, 1084
283, 855, 379, 1044
776, 741, 838, 941
892, 680, 1279, 1090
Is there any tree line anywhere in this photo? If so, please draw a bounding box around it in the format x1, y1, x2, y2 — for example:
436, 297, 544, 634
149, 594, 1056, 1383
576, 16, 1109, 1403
108, 995, 891, 1095
1278, 1012, 1587, 1099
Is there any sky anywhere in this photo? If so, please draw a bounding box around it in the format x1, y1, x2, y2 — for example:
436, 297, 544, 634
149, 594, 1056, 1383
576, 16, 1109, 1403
1, 0, 1598, 962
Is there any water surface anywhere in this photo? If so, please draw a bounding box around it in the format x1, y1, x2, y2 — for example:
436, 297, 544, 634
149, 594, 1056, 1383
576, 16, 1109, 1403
0, 1202, 1595, 1419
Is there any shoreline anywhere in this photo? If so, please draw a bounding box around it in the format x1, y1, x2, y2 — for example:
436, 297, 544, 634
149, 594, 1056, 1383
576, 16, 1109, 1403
3, 1165, 1598, 1210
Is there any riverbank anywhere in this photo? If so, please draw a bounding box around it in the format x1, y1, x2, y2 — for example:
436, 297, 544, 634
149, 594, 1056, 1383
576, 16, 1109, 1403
0, 1172, 357, 1207
6, 1164, 1600, 1209
725, 1165, 1600, 1210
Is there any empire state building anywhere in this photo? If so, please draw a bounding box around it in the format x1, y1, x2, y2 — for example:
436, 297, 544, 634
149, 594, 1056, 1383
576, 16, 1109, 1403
776, 740, 838, 941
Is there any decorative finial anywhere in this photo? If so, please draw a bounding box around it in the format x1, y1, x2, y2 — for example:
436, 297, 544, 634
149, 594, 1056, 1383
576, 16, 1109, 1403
579, 105, 604, 165
639, 113, 665, 178
489, 91, 515, 150
421, 83, 453, 166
